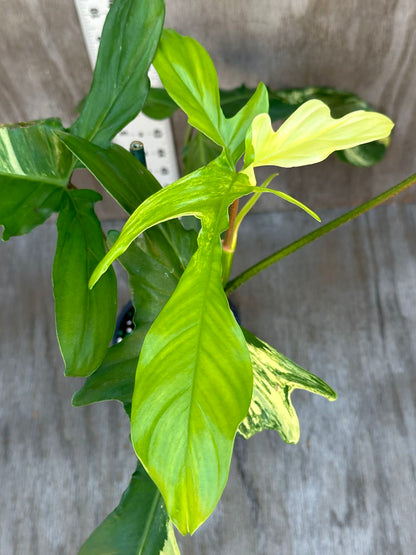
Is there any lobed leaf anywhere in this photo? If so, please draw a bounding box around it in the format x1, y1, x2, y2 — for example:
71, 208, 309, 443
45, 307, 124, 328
71, 0, 165, 146
239, 329, 337, 443
244, 99, 394, 169
144, 84, 391, 167
53, 189, 117, 376
0, 119, 72, 239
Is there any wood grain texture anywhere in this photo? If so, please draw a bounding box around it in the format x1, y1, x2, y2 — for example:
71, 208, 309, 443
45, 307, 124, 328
1, 205, 416, 554
0, 0, 416, 215
1, 1, 416, 554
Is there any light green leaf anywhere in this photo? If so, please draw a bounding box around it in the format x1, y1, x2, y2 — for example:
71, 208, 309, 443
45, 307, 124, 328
154, 30, 268, 162
153, 29, 224, 148
88, 155, 257, 533
239, 329, 337, 443
71, 0, 165, 146
53, 189, 117, 376
78, 461, 174, 555
131, 222, 252, 535
244, 99, 394, 169
223, 83, 269, 162
56, 131, 197, 275
88, 154, 256, 287
0, 119, 72, 239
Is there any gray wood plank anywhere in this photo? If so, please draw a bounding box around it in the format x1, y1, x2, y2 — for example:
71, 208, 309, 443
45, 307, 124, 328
1, 204, 416, 554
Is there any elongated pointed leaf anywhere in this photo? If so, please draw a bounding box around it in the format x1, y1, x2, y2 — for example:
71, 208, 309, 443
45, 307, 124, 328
131, 225, 252, 534
244, 99, 394, 169
153, 29, 224, 148
223, 83, 268, 161
53, 189, 117, 376
78, 461, 175, 555
154, 30, 268, 161
71, 0, 165, 146
72, 328, 144, 406
73, 229, 185, 407
88, 155, 256, 287
0, 119, 72, 239
239, 329, 336, 443
86, 155, 256, 533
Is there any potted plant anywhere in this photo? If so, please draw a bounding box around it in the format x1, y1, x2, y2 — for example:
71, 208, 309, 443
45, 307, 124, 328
0, 0, 414, 552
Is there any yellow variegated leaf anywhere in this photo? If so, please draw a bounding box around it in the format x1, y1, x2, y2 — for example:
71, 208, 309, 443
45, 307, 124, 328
244, 99, 394, 169
239, 329, 337, 443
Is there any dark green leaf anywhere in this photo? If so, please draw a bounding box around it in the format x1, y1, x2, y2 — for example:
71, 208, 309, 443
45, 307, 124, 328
56, 131, 197, 275
78, 461, 179, 555
72, 328, 144, 406
182, 131, 221, 174
53, 189, 117, 376
239, 329, 337, 443
0, 119, 72, 239
73, 224, 194, 406
71, 0, 165, 146
142, 88, 178, 120
336, 138, 390, 167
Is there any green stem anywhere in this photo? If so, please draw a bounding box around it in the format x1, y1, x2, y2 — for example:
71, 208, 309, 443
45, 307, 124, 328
221, 199, 239, 283
225, 172, 416, 294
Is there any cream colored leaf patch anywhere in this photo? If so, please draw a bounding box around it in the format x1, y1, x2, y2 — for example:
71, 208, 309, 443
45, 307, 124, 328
244, 99, 394, 169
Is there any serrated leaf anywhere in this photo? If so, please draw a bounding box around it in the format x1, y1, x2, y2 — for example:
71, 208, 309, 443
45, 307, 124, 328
153, 30, 268, 162
239, 329, 336, 443
244, 99, 394, 170
0, 119, 72, 239
53, 189, 117, 376
71, 0, 165, 146
78, 461, 174, 555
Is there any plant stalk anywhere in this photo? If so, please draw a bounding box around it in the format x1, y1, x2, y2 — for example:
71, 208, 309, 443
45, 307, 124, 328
222, 199, 239, 283
225, 172, 416, 294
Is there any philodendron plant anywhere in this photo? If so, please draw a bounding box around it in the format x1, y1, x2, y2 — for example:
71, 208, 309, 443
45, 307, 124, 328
1, 0, 415, 552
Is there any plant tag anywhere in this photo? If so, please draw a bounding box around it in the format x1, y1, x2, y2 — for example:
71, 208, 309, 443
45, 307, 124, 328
73, 0, 179, 185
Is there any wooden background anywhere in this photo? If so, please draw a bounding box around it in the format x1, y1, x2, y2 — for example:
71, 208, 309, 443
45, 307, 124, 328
1, 1, 416, 553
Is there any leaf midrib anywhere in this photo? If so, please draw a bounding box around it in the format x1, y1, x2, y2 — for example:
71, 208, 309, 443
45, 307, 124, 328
137, 490, 162, 555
